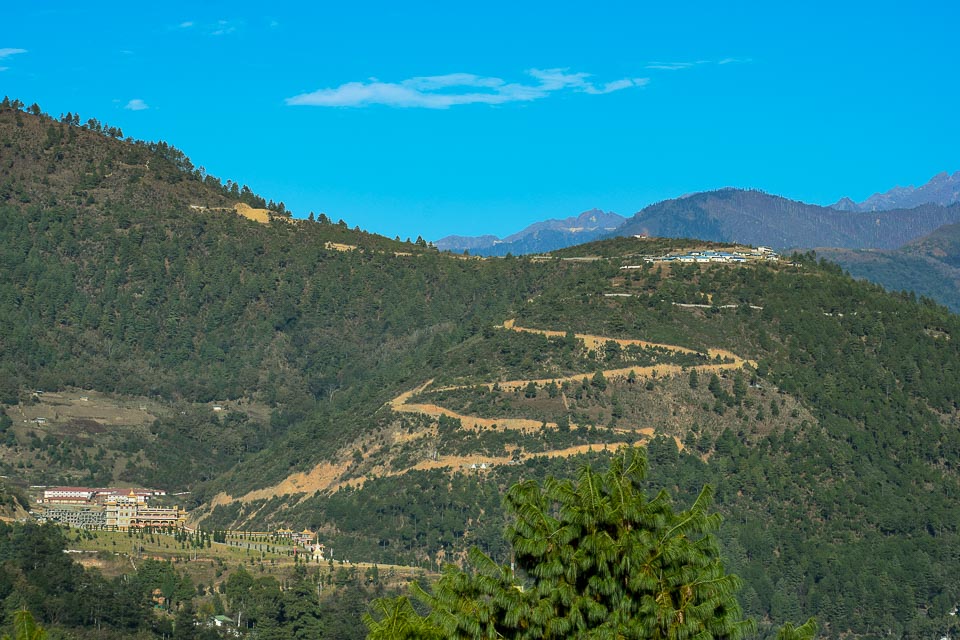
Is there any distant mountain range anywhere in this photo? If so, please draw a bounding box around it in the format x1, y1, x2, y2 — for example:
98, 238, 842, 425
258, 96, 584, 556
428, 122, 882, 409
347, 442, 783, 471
435, 172, 960, 310
438, 171, 960, 257
616, 189, 960, 250
831, 171, 960, 212
435, 209, 625, 256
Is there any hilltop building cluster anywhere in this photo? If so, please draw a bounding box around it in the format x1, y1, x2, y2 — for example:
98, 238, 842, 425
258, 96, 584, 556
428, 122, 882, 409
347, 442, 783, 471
275, 527, 320, 547
41, 486, 166, 505
235, 528, 327, 561
35, 485, 184, 531
622, 246, 780, 267
279, 528, 327, 561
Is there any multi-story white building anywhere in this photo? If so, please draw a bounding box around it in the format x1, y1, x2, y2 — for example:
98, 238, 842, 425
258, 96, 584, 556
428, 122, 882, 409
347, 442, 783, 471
43, 487, 95, 504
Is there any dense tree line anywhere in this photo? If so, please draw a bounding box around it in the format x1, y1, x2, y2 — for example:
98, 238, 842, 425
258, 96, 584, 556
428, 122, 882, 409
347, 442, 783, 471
4, 101, 960, 636
365, 449, 814, 640
0, 521, 396, 639
0, 522, 163, 637
259, 253, 960, 637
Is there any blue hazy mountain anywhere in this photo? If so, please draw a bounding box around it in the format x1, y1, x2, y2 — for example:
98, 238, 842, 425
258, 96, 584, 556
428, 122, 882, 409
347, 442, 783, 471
435, 209, 625, 256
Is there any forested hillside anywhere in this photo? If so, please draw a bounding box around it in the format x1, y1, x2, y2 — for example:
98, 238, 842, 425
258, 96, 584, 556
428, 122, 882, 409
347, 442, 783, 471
0, 520, 389, 640
0, 102, 555, 491
3, 101, 960, 638
206, 240, 960, 638
616, 188, 960, 250
818, 222, 960, 312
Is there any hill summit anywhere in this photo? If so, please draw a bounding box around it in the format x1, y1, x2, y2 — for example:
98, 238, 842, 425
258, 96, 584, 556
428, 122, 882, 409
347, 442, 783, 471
831, 170, 960, 212
435, 208, 625, 255
616, 187, 960, 250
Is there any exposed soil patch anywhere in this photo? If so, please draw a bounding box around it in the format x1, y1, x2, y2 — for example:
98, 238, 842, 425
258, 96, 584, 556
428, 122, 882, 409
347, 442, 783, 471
211, 320, 752, 514
62, 417, 107, 435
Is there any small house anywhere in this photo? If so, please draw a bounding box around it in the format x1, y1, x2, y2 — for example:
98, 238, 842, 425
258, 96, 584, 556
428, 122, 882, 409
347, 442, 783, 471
212, 615, 234, 628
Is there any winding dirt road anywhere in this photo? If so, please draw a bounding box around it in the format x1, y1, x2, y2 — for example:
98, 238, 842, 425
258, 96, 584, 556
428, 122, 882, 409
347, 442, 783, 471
204, 320, 752, 513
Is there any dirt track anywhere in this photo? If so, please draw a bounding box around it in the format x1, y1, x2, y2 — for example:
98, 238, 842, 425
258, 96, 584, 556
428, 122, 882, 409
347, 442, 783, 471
500, 319, 752, 367
390, 381, 547, 433
386, 320, 752, 452
426, 320, 755, 394
405, 438, 654, 473
213, 320, 750, 508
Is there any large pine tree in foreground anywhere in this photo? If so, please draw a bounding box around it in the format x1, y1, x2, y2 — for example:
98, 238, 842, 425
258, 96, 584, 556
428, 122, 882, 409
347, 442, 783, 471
366, 447, 815, 639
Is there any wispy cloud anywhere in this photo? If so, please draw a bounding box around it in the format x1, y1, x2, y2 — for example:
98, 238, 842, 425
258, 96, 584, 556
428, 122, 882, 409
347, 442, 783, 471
211, 20, 238, 36
173, 19, 239, 36
287, 69, 649, 109
124, 99, 149, 111
645, 61, 708, 71
0, 48, 26, 71
583, 78, 649, 94
0, 48, 27, 59
645, 58, 750, 71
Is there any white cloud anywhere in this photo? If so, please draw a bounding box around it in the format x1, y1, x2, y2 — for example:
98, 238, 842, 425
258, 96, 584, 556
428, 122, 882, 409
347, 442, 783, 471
0, 48, 26, 71
211, 20, 237, 36
646, 58, 751, 70
404, 73, 505, 91
174, 19, 239, 35
646, 62, 694, 71
124, 99, 149, 111
527, 68, 592, 90
286, 68, 648, 109
583, 78, 650, 94
645, 61, 710, 71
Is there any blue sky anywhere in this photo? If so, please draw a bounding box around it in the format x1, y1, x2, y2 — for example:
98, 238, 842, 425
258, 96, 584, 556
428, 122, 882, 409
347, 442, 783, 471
2, 1, 958, 240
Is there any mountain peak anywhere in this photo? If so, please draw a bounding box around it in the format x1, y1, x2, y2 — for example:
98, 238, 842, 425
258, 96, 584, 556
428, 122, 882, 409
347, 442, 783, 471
832, 197, 859, 212
616, 187, 960, 250
434, 209, 626, 256
831, 171, 960, 212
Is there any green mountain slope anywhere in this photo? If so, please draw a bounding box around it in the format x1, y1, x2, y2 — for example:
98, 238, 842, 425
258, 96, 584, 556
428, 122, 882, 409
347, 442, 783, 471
817, 222, 960, 312
904, 220, 960, 267
616, 188, 960, 250
3, 102, 960, 638
0, 103, 547, 490
216, 240, 960, 639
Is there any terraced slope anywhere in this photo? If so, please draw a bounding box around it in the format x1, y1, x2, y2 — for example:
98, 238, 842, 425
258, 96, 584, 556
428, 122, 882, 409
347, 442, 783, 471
204, 318, 755, 519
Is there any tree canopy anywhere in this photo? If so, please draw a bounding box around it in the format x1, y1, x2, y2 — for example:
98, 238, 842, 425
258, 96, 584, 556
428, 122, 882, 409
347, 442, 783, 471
1, 610, 47, 640
366, 448, 808, 639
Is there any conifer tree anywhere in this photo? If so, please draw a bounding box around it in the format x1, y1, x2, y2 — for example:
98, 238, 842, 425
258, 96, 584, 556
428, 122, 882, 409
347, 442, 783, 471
775, 618, 818, 640
1, 610, 47, 640
367, 448, 777, 639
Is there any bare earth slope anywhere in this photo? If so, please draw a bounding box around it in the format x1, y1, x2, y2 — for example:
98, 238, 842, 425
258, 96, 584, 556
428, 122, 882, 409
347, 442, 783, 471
205, 319, 753, 513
